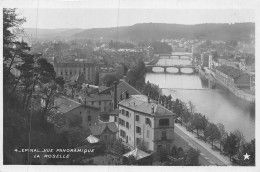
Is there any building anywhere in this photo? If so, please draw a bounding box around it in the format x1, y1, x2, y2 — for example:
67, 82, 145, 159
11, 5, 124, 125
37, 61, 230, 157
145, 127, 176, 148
53, 96, 100, 131
109, 79, 142, 123
116, 95, 176, 152
54, 61, 98, 84
76, 94, 113, 114
215, 65, 250, 89
89, 122, 119, 143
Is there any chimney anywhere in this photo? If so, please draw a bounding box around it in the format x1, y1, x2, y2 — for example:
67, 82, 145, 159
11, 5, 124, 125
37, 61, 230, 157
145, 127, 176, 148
151, 106, 154, 114
120, 92, 123, 100
114, 81, 118, 109
125, 91, 129, 99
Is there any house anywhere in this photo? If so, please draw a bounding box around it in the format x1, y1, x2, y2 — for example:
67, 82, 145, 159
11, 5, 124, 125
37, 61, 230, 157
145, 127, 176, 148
117, 94, 176, 152
108, 79, 142, 123
53, 96, 100, 131
215, 65, 250, 89
89, 122, 119, 143
54, 61, 98, 83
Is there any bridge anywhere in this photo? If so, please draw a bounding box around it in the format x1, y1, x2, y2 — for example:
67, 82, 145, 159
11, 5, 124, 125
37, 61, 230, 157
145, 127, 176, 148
146, 64, 199, 74
158, 53, 193, 59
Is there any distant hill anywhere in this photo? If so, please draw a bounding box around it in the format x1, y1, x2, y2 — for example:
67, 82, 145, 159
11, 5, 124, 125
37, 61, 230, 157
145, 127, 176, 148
25, 23, 254, 42
73, 23, 255, 42
24, 28, 84, 40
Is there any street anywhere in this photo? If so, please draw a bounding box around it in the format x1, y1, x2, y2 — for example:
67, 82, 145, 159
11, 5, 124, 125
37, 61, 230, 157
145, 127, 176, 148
174, 123, 231, 166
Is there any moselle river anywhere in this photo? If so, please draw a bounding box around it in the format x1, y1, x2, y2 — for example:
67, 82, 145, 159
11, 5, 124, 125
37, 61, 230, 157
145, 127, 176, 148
145, 58, 255, 141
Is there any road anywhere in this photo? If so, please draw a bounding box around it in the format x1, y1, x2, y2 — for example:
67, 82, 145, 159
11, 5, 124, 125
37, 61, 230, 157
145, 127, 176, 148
174, 124, 230, 166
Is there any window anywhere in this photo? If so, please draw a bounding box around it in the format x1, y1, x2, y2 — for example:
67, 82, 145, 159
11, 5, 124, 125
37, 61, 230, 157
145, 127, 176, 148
104, 107, 106, 112
60, 72, 63, 76
136, 115, 140, 122
147, 130, 150, 138
122, 120, 125, 127
88, 115, 91, 122
126, 111, 129, 117
136, 126, 141, 134
114, 116, 118, 122
122, 109, 125, 115
99, 101, 101, 105
80, 111, 82, 114
120, 130, 126, 138
92, 102, 94, 105
145, 118, 151, 126
159, 118, 169, 126
126, 122, 129, 129
162, 131, 167, 140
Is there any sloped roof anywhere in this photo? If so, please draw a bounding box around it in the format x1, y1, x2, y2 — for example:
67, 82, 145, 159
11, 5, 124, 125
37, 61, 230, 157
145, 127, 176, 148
109, 108, 120, 116
85, 135, 100, 144
216, 65, 243, 79
89, 122, 119, 136
55, 96, 100, 114
117, 80, 141, 97
118, 95, 174, 116
123, 148, 151, 160
55, 96, 81, 114
78, 93, 112, 102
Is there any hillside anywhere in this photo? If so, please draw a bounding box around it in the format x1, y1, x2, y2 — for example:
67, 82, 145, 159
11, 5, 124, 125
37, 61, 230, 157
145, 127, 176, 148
24, 23, 254, 42
73, 23, 255, 42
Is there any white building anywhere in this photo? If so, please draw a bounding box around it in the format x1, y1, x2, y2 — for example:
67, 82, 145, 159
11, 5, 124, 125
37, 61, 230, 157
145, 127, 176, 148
116, 95, 176, 152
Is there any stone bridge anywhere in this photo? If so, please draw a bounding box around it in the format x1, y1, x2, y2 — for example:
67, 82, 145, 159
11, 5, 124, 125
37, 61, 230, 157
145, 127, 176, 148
145, 64, 199, 74
158, 53, 193, 59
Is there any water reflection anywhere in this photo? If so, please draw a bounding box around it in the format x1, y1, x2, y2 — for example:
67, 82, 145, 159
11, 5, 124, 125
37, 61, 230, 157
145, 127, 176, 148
145, 59, 255, 141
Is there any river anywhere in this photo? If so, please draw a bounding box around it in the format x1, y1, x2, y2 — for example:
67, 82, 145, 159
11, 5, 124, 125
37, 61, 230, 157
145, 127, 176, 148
145, 56, 255, 141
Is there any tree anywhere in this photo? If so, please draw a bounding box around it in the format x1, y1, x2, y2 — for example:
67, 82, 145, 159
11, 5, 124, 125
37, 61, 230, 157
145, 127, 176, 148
223, 132, 239, 161
204, 123, 221, 149
188, 100, 196, 115
233, 130, 246, 153
217, 123, 226, 150
3, 8, 31, 97
238, 139, 255, 166
185, 148, 200, 166
142, 81, 161, 100
102, 73, 119, 87
190, 113, 208, 137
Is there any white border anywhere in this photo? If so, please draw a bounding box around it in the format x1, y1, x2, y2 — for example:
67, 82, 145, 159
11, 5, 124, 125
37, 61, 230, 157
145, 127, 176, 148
0, 0, 259, 172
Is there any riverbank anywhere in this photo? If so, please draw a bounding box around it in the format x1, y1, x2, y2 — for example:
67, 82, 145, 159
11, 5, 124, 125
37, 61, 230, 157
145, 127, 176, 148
208, 69, 255, 103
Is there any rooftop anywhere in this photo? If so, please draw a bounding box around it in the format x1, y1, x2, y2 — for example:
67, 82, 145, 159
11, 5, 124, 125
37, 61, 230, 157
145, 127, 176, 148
216, 65, 245, 79
55, 96, 99, 114
118, 95, 174, 117
89, 122, 119, 136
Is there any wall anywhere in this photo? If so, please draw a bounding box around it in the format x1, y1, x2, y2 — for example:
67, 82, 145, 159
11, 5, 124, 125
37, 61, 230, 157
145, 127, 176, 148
63, 106, 100, 131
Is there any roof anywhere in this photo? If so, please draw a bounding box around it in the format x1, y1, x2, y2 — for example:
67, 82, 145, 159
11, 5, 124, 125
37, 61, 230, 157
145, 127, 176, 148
109, 108, 119, 116
85, 135, 100, 144
216, 65, 244, 79
89, 122, 119, 136
117, 80, 141, 96
110, 80, 142, 101
55, 96, 81, 114
76, 93, 112, 102
55, 96, 99, 114
118, 95, 174, 116
123, 148, 151, 160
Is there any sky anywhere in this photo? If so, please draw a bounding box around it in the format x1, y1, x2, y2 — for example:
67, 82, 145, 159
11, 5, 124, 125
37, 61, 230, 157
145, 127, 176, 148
10, 0, 256, 29
18, 8, 255, 29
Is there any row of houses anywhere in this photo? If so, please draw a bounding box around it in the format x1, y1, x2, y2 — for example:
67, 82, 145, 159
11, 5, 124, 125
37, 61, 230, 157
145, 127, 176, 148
49, 78, 176, 152
215, 65, 252, 90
